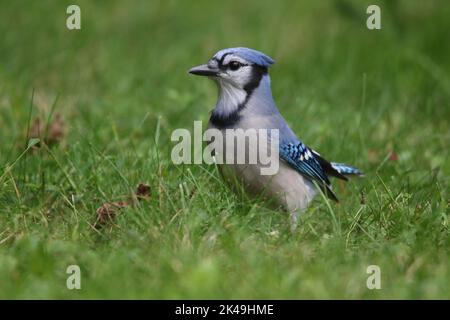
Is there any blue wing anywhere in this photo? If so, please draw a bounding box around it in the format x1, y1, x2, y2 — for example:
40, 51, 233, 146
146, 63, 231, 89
279, 141, 338, 201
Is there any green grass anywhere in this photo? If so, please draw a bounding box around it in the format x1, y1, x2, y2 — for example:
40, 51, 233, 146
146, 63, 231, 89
0, 0, 449, 299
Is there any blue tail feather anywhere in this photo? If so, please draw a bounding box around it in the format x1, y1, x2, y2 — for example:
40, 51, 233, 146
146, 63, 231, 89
330, 162, 363, 176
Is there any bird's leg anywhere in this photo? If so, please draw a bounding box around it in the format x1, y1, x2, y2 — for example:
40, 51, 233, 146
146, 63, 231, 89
289, 211, 298, 233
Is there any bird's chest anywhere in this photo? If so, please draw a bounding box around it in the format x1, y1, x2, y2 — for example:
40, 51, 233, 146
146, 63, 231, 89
207, 117, 274, 167
207, 120, 316, 211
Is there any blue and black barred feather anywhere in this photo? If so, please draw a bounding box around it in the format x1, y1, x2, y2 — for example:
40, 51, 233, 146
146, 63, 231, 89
330, 162, 363, 176
312, 150, 363, 178
280, 142, 363, 202
279, 142, 339, 202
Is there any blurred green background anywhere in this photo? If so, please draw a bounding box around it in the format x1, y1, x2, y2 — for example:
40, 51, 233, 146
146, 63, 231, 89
0, 0, 448, 299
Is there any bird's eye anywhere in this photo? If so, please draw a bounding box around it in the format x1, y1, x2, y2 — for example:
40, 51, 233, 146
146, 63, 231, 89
228, 61, 241, 71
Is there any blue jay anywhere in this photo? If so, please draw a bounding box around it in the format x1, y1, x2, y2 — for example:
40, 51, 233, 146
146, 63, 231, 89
189, 47, 362, 229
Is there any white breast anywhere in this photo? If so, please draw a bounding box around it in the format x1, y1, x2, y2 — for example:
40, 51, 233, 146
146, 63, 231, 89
218, 160, 317, 213
210, 117, 317, 213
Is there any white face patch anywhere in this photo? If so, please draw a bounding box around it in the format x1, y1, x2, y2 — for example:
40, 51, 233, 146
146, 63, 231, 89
209, 54, 254, 90
223, 66, 253, 89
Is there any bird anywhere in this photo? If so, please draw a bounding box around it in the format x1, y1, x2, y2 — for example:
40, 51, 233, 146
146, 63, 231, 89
188, 47, 362, 230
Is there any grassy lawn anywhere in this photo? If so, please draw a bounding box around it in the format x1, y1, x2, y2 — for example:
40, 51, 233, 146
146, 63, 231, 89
0, 0, 448, 299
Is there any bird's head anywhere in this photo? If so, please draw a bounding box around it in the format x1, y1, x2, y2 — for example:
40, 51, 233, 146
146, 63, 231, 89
188, 47, 275, 94
189, 48, 276, 127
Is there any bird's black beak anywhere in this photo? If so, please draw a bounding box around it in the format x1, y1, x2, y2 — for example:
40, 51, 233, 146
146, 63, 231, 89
188, 64, 219, 77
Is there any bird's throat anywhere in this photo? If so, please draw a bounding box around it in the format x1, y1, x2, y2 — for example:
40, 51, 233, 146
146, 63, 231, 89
210, 74, 271, 129
210, 81, 248, 128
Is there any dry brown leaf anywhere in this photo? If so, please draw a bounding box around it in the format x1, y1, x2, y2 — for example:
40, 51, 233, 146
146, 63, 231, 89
94, 183, 151, 229
389, 150, 398, 161
94, 201, 129, 228
28, 112, 65, 147
136, 183, 151, 200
